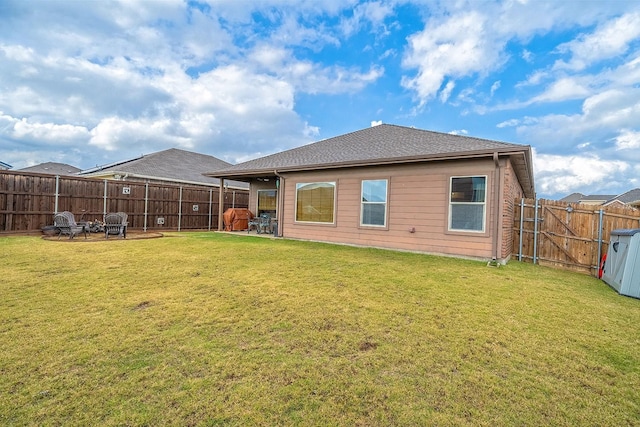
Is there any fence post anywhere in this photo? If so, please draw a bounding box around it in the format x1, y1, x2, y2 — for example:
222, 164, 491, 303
178, 186, 183, 232
518, 198, 524, 261
102, 180, 108, 220
54, 175, 60, 214
596, 209, 603, 276
144, 182, 149, 232
208, 188, 213, 231
533, 198, 539, 264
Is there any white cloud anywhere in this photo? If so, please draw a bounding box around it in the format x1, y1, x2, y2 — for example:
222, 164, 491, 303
371, 120, 383, 127
89, 116, 192, 152
12, 118, 89, 143
248, 44, 384, 95
340, 0, 394, 37
614, 129, 640, 150
490, 80, 501, 97
439, 81, 455, 103
402, 11, 504, 106
516, 70, 549, 88
530, 77, 591, 103
554, 12, 640, 71
533, 150, 629, 196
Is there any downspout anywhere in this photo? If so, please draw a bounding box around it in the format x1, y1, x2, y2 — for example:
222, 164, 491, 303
274, 170, 284, 237
493, 152, 502, 262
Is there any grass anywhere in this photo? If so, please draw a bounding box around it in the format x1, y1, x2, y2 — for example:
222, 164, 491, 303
1, 232, 639, 426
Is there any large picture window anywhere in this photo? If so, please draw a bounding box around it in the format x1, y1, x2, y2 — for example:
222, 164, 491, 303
449, 176, 486, 232
361, 179, 387, 227
295, 182, 336, 223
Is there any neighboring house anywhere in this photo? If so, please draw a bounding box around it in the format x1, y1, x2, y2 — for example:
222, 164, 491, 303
558, 193, 584, 203
78, 148, 248, 190
604, 188, 640, 208
559, 193, 616, 205
560, 190, 640, 208
17, 162, 80, 175
0, 161, 12, 170
208, 124, 535, 262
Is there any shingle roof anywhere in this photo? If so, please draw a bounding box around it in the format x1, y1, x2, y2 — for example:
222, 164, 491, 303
559, 192, 585, 202
214, 124, 527, 173
607, 188, 640, 204
209, 124, 534, 197
580, 194, 616, 201
17, 162, 80, 175
79, 148, 247, 188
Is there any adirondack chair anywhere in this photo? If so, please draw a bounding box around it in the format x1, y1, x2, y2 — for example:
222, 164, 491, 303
104, 212, 128, 239
53, 211, 87, 239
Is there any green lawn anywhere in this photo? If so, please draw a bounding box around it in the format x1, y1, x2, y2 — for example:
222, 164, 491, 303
1, 232, 639, 426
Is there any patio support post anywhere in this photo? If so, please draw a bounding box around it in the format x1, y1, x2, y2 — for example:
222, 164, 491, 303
217, 178, 225, 231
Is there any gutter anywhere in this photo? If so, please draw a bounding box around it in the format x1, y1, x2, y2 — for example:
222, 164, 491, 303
80, 171, 248, 190
207, 147, 531, 179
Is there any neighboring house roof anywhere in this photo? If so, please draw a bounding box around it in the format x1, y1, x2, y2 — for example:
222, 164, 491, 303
0, 161, 13, 170
560, 189, 640, 207
17, 162, 81, 175
78, 148, 248, 189
605, 188, 640, 207
559, 193, 585, 203
579, 194, 616, 202
209, 124, 535, 197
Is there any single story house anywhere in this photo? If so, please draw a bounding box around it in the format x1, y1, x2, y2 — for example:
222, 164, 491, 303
559, 193, 617, 205
78, 148, 248, 190
0, 161, 12, 170
605, 189, 640, 208
17, 162, 81, 176
208, 124, 535, 262
560, 189, 640, 209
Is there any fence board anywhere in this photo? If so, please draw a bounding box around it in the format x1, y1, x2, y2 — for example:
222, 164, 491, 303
514, 198, 640, 276
0, 171, 248, 233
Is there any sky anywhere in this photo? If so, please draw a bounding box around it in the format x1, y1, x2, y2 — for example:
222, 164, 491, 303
1, 0, 640, 200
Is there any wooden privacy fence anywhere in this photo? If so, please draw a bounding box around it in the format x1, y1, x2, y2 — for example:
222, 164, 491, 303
514, 198, 640, 276
0, 171, 248, 233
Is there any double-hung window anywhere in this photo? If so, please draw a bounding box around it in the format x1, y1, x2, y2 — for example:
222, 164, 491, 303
361, 179, 387, 227
295, 182, 336, 223
449, 176, 486, 232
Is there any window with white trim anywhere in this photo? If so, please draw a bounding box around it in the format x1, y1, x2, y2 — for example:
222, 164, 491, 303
449, 176, 486, 232
295, 182, 336, 223
361, 179, 387, 227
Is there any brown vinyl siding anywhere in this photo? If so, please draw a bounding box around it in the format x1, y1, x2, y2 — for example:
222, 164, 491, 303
280, 159, 498, 259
